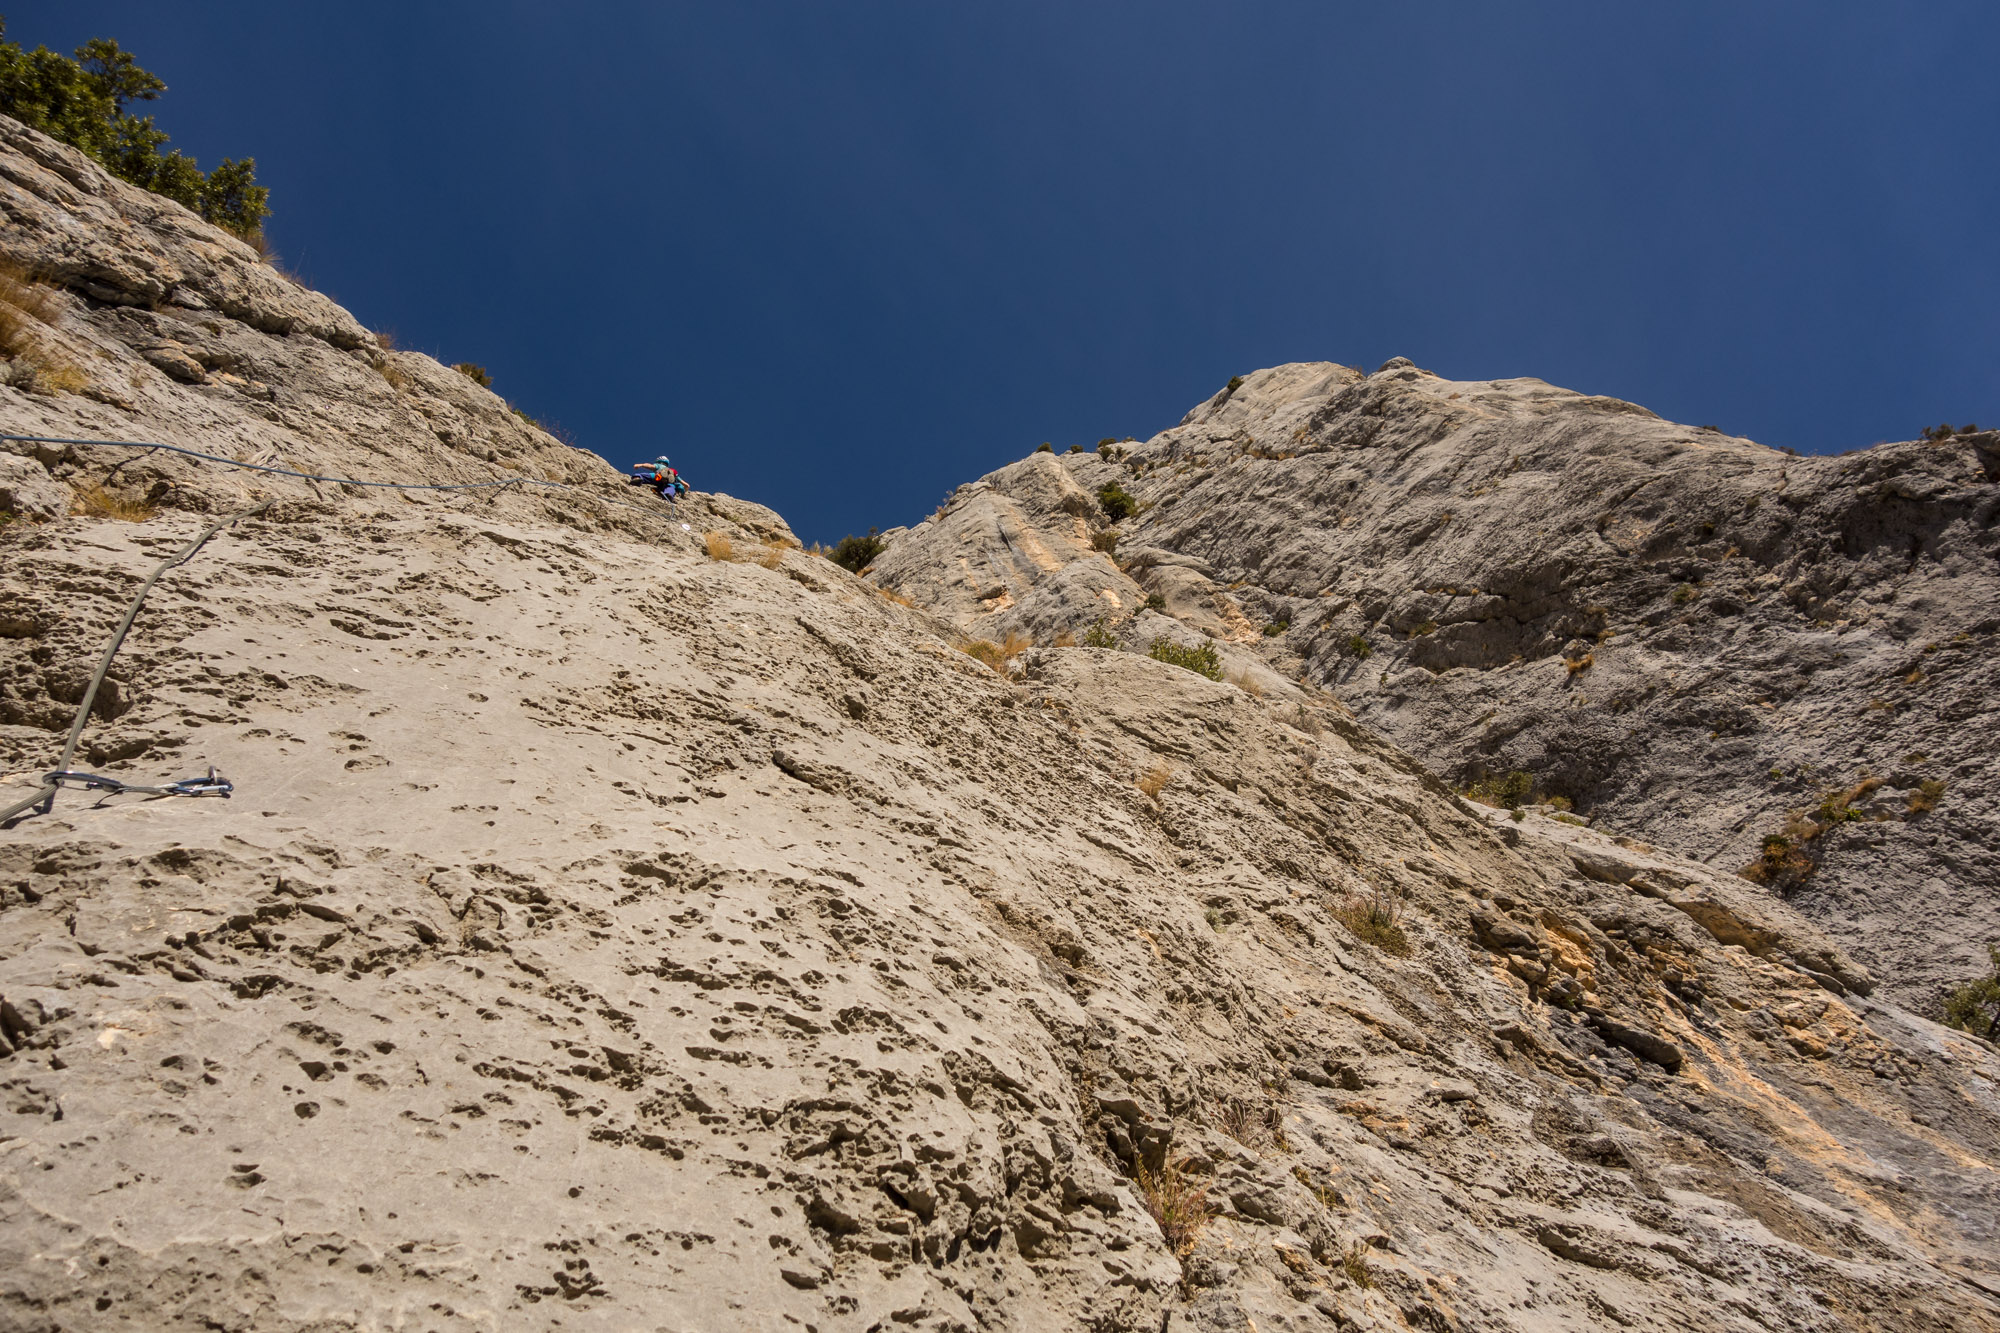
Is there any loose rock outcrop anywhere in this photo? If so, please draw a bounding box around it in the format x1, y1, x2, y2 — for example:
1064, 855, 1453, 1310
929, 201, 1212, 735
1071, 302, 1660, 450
2, 117, 1998, 1330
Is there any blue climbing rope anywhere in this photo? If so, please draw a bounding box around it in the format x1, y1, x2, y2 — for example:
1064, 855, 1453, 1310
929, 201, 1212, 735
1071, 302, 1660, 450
0, 429, 694, 825
0, 431, 688, 520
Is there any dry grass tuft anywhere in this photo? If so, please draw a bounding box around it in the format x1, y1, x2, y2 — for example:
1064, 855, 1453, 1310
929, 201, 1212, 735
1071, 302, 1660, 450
0, 258, 64, 339
1331, 883, 1411, 956
755, 539, 787, 569
876, 587, 916, 608
31, 360, 88, 394
1907, 778, 1948, 815
1135, 1158, 1213, 1257
1136, 761, 1173, 802
959, 631, 1032, 674
1341, 1242, 1375, 1288
1565, 651, 1594, 675
1214, 1096, 1289, 1152
960, 639, 1005, 670
70, 482, 156, 522
704, 531, 734, 562
0, 259, 87, 392
1227, 667, 1265, 697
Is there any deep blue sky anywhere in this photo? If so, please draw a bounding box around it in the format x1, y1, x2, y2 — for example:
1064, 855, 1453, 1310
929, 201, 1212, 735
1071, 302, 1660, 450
13, 3, 1998, 542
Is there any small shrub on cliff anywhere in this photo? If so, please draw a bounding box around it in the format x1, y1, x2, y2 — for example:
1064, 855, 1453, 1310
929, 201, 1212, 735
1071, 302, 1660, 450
1136, 761, 1172, 802
1463, 770, 1535, 810
70, 482, 154, 521
1035, 442, 1053, 453
1943, 945, 2000, 1040
1738, 781, 1884, 891
1097, 481, 1137, 523
0, 25, 270, 238
1135, 1157, 1213, 1257
1144, 592, 1166, 611
1214, 1096, 1287, 1151
1082, 618, 1120, 649
452, 362, 492, 388
829, 528, 883, 572
1346, 634, 1373, 660
1090, 528, 1119, 555
1907, 778, 1948, 815
1332, 885, 1411, 957
1671, 583, 1699, 605
960, 632, 1031, 675
1148, 636, 1222, 680
1263, 616, 1290, 637
1224, 375, 1245, 393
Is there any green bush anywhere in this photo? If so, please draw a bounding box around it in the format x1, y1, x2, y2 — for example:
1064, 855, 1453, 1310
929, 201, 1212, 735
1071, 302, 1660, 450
1066, 444, 1083, 454
1263, 616, 1290, 637
1149, 637, 1223, 680
1464, 770, 1535, 810
1346, 634, 1373, 659
1224, 375, 1245, 393
1671, 583, 1699, 605
452, 362, 492, 388
830, 527, 883, 572
0, 25, 270, 238
1035, 442, 1053, 453
1332, 886, 1410, 957
1082, 618, 1119, 649
1144, 592, 1166, 611
1944, 944, 1999, 1039
1097, 482, 1137, 522
1090, 528, 1119, 556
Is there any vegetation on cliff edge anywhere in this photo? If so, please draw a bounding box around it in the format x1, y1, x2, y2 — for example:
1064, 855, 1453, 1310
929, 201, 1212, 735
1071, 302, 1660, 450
0, 19, 269, 238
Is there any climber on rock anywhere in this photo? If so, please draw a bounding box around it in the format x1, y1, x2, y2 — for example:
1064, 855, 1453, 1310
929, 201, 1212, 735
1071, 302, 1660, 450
630, 456, 687, 503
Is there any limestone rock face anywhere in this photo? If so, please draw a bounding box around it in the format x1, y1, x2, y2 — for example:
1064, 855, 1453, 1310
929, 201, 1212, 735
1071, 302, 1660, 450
3, 118, 1999, 1331
872, 361, 2000, 1015
867, 452, 1145, 642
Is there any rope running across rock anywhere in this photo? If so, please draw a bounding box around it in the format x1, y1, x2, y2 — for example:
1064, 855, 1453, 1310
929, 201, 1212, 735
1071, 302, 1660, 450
0, 429, 699, 824
0, 499, 272, 824
0, 431, 692, 522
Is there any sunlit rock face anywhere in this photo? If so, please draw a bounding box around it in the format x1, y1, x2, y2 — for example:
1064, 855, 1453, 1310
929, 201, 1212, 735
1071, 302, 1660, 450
2, 115, 1998, 1331
874, 357, 2000, 1018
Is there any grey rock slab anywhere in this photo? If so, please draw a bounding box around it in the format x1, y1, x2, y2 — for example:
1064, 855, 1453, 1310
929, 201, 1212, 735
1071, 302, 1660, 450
874, 357, 2000, 1016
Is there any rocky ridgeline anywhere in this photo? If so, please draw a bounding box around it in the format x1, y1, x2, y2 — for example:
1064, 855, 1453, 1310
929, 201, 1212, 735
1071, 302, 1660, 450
1, 117, 1998, 1331
869, 362, 2000, 1017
